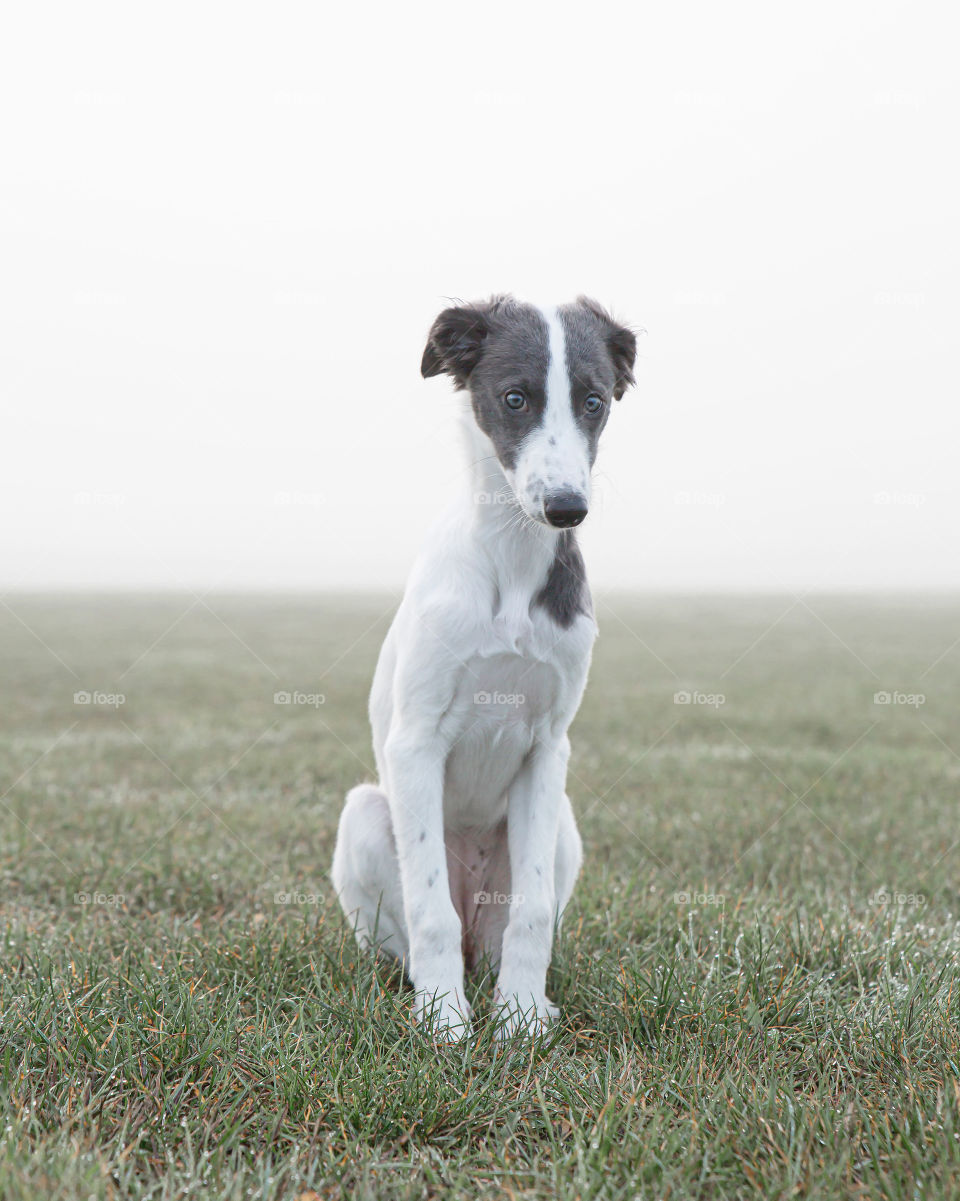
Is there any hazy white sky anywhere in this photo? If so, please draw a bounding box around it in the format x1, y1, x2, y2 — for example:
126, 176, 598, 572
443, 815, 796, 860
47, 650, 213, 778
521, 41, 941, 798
2, 1, 957, 592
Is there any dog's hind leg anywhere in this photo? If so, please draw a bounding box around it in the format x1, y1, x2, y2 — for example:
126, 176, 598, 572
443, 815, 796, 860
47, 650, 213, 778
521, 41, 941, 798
470, 799, 582, 974
332, 783, 409, 961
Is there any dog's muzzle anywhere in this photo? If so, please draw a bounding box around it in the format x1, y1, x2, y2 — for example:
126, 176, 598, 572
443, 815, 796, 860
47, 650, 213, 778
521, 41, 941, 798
543, 491, 588, 528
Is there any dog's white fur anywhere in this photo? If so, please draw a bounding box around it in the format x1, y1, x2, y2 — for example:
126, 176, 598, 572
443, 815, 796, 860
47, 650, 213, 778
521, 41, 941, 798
332, 306, 599, 1038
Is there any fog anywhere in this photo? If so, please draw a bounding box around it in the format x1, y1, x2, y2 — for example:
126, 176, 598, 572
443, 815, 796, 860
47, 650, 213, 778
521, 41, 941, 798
2, 1, 957, 593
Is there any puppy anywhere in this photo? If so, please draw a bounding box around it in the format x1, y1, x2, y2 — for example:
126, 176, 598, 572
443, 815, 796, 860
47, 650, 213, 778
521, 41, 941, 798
333, 295, 637, 1037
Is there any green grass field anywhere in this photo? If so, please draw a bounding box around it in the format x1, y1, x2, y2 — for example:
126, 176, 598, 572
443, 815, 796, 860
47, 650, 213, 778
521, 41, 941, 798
2, 593, 960, 1199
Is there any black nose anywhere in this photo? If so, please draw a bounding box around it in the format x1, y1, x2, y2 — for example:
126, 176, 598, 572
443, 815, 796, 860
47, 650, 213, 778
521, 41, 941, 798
543, 491, 588, 528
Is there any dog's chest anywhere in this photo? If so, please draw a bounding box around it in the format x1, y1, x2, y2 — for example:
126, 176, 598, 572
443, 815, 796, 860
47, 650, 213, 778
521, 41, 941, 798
453, 597, 593, 726
439, 603, 592, 824
483, 593, 551, 661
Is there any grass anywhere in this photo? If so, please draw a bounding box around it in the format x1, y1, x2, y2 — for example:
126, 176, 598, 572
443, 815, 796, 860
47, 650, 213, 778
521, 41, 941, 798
2, 592, 960, 1199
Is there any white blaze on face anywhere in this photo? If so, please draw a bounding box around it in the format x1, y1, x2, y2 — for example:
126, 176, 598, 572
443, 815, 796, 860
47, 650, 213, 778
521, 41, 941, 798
513, 306, 591, 522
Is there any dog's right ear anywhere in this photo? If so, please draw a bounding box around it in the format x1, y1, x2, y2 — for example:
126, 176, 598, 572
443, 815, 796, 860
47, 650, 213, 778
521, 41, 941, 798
420, 303, 491, 388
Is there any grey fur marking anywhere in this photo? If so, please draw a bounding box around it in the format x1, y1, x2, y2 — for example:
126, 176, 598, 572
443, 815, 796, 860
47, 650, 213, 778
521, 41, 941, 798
421, 297, 550, 471
560, 297, 637, 403
421, 295, 636, 632
421, 295, 636, 477
533, 530, 590, 628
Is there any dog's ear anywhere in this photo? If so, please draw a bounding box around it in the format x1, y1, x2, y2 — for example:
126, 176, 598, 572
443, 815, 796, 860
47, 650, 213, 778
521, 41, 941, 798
607, 323, 638, 400
421, 303, 492, 388
577, 296, 638, 400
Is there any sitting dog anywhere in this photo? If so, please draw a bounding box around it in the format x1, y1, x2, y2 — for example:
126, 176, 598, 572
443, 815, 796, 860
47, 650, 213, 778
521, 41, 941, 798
332, 295, 637, 1038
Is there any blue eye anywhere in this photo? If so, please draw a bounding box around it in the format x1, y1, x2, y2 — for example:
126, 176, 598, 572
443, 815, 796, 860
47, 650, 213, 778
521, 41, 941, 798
584, 394, 604, 414
504, 389, 526, 410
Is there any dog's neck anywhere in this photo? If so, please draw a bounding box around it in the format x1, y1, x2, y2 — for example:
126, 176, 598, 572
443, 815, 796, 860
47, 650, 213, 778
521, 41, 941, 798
459, 413, 565, 634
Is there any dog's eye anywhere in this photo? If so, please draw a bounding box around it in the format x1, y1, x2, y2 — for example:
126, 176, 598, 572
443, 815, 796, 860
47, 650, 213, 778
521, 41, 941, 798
584, 394, 604, 415
504, 390, 526, 411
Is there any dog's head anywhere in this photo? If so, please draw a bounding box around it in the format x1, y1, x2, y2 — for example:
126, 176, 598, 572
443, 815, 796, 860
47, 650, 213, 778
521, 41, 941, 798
422, 296, 636, 527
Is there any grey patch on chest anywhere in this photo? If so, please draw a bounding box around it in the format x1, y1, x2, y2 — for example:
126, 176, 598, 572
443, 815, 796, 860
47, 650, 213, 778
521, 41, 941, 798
533, 530, 590, 628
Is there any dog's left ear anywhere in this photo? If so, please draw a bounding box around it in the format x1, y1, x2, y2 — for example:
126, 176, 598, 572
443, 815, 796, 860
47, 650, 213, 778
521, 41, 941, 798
577, 296, 638, 400
421, 303, 492, 388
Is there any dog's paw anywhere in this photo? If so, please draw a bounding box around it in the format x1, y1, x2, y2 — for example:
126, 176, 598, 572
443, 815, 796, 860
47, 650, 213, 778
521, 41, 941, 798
414, 989, 472, 1043
493, 987, 559, 1040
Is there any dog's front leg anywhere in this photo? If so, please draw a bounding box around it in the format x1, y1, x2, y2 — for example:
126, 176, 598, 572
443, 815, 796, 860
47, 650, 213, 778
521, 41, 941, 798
384, 725, 469, 1039
494, 733, 570, 1037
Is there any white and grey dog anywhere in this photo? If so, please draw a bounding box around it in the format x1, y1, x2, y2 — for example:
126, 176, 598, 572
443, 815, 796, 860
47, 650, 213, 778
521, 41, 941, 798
332, 295, 637, 1039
